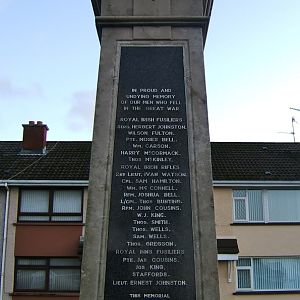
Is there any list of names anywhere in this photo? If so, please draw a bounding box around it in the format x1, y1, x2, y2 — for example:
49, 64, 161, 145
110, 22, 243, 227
104, 46, 196, 300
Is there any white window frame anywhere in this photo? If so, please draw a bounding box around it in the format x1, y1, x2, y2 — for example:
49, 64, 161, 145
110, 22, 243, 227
236, 257, 300, 292
262, 190, 270, 222
233, 196, 247, 222
233, 189, 300, 223
233, 190, 264, 223
236, 258, 253, 291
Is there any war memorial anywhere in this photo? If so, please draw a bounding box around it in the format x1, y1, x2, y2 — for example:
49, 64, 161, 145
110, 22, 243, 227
80, 1, 220, 299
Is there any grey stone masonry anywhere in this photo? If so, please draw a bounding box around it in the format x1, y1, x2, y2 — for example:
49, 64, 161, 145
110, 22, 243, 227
80, 1, 219, 299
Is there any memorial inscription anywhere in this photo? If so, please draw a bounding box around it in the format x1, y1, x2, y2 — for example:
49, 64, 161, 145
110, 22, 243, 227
105, 46, 196, 299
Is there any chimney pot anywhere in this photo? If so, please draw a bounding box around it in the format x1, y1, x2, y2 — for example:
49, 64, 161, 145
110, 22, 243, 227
22, 121, 49, 153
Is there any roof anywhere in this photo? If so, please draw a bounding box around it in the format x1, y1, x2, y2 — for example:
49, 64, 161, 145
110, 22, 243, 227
0, 141, 299, 182
211, 142, 300, 181
0, 141, 91, 181
217, 239, 239, 254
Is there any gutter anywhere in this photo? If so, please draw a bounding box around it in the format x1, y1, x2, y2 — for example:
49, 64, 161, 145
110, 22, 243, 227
0, 180, 89, 187
0, 183, 9, 300
0, 180, 298, 187
213, 180, 300, 187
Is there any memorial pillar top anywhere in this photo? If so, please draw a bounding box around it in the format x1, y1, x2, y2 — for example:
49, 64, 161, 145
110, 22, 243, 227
91, 0, 213, 17
91, 0, 214, 43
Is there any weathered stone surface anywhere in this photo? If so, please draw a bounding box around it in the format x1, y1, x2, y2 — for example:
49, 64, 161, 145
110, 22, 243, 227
80, 1, 219, 299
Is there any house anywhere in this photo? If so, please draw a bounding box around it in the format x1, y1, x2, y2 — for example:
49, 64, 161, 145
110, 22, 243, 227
0, 122, 299, 299
0, 122, 90, 300
212, 142, 300, 299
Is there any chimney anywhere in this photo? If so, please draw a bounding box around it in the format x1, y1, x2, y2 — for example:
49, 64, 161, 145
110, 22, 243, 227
21, 121, 49, 154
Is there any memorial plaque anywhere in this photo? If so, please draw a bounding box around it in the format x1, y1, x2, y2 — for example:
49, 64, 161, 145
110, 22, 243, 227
104, 46, 196, 299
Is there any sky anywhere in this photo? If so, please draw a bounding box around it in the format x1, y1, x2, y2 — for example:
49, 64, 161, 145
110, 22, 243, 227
0, 0, 299, 142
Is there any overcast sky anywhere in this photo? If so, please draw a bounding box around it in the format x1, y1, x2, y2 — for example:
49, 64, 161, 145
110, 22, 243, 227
0, 0, 299, 142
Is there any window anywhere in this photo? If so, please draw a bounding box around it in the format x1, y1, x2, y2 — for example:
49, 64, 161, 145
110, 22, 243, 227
236, 257, 300, 292
233, 189, 300, 223
236, 258, 252, 290
18, 189, 83, 222
14, 257, 81, 292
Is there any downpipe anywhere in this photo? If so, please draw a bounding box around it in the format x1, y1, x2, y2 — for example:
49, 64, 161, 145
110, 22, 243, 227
0, 183, 9, 300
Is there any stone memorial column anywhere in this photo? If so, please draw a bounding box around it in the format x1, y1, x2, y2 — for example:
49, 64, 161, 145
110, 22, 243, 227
80, 1, 219, 299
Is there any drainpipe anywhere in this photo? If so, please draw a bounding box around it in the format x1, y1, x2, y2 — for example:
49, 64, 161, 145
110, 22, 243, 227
0, 183, 9, 300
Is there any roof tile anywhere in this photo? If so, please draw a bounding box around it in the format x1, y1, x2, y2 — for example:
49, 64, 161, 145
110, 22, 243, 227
1, 141, 299, 182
